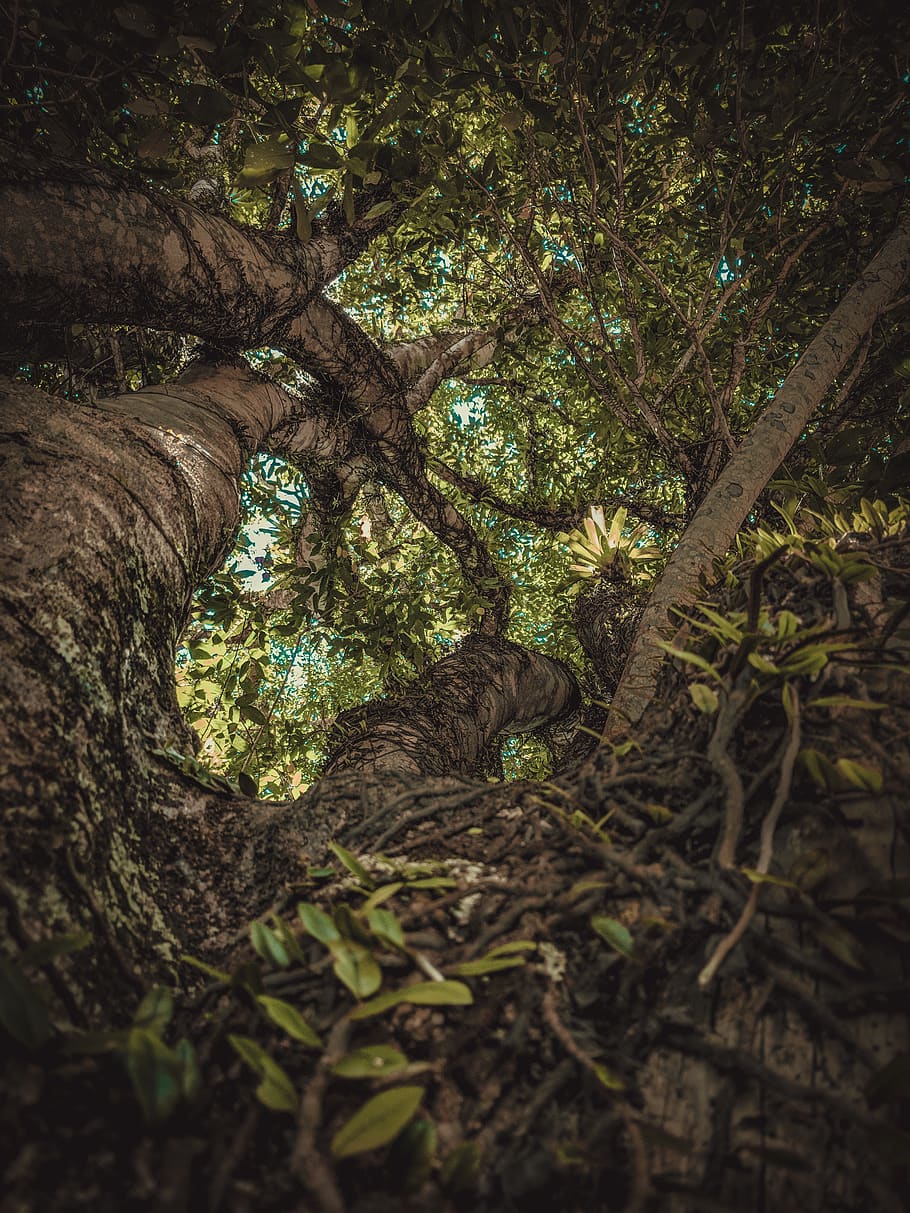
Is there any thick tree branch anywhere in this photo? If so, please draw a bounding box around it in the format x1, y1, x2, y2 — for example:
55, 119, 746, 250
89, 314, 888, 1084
325, 635, 580, 777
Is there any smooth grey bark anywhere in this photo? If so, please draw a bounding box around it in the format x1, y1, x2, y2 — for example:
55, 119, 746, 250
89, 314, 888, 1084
607, 204, 910, 736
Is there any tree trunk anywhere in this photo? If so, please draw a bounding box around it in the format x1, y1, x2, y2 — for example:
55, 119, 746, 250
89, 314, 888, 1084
2, 192, 909, 1213
0, 364, 569, 1008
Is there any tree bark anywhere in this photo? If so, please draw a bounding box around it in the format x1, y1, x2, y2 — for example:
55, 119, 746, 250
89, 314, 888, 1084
0, 366, 567, 1006
326, 635, 580, 777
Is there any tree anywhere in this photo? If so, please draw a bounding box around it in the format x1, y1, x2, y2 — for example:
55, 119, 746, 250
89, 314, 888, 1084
2, 2, 909, 1210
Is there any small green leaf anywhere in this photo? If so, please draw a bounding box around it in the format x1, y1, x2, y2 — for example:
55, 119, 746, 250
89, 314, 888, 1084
440, 1141, 482, 1192
486, 940, 537, 956
180, 954, 230, 983
133, 986, 174, 1035
237, 770, 258, 797
405, 877, 457, 890
812, 923, 866, 971
250, 922, 290, 969
366, 908, 405, 949
301, 142, 343, 170
451, 955, 527, 977
0, 959, 50, 1049
363, 199, 397, 220
228, 1034, 298, 1113
175, 1037, 202, 1101
689, 683, 719, 714
388, 1117, 437, 1193
835, 758, 883, 792
645, 802, 674, 823
361, 883, 404, 911
238, 135, 294, 185
331, 1045, 410, 1079
298, 902, 341, 944
334, 904, 374, 945
593, 1062, 625, 1090
329, 842, 375, 888
257, 996, 322, 1047
350, 980, 473, 1020
811, 696, 888, 711
591, 915, 636, 959
329, 940, 382, 999
655, 642, 722, 683
125, 1028, 182, 1123
331, 1085, 424, 1158
19, 931, 92, 969
741, 868, 797, 889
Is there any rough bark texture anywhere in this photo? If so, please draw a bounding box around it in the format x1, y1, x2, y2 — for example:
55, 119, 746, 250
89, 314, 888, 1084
0, 366, 566, 1002
2, 172, 909, 1213
606, 204, 910, 736
326, 635, 580, 777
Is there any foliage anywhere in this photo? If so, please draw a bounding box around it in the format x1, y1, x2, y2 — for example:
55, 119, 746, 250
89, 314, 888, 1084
4, 1, 909, 783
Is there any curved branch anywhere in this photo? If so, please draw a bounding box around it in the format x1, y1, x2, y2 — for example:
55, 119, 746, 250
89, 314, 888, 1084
325, 635, 580, 777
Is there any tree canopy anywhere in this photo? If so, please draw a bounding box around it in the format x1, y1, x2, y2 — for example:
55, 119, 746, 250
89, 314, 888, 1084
2, 2, 910, 1210
5, 0, 908, 794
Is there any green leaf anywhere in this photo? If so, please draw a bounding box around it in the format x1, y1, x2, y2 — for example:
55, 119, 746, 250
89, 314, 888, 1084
366, 907, 405, 949
238, 136, 295, 185
350, 980, 473, 1020
298, 902, 341, 944
405, 877, 457, 890
330, 1085, 424, 1158
591, 915, 636, 959
329, 940, 382, 999
440, 1141, 482, 1192
228, 1034, 298, 1113
388, 1117, 437, 1193
331, 1045, 410, 1078
250, 921, 291, 969
329, 841, 375, 889
175, 1037, 202, 1101
451, 955, 527, 977
301, 142, 343, 170
689, 683, 719, 714
133, 986, 174, 1035
18, 931, 92, 969
125, 1028, 182, 1122
593, 1062, 625, 1090
810, 696, 888, 711
180, 954, 230, 983
361, 883, 404, 911
237, 769, 258, 797
0, 959, 50, 1049
257, 995, 322, 1047
363, 199, 397, 220
835, 758, 883, 792
812, 923, 866, 971
741, 868, 797, 889
486, 940, 537, 956
655, 642, 723, 683
451, 942, 532, 975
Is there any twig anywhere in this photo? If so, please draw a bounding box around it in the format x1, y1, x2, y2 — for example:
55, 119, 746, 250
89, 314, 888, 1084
291, 1016, 351, 1213
698, 692, 801, 986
